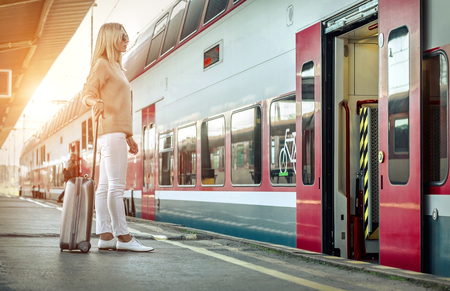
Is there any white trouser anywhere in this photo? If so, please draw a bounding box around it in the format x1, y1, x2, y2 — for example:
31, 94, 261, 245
95, 132, 129, 236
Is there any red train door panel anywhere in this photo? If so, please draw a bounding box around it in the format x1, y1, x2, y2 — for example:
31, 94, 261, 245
141, 105, 156, 220
378, 0, 422, 271
296, 22, 322, 252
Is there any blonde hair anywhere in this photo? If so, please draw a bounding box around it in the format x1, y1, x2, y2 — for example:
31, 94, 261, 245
91, 23, 127, 70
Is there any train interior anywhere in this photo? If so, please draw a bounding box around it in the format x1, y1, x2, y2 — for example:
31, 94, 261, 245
333, 20, 380, 260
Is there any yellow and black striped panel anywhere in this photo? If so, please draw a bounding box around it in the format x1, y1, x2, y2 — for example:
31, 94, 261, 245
359, 107, 369, 239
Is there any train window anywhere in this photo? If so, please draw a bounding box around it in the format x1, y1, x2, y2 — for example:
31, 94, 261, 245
146, 14, 169, 67
231, 107, 262, 185
161, 1, 187, 56
204, 42, 221, 69
82, 120, 87, 152
88, 117, 93, 150
180, 0, 206, 42
178, 125, 197, 186
233, 0, 241, 3
41, 145, 45, 165
270, 95, 296, 186
423, 52, 449, 184
387, 26, 409, 185
302, 61, 315, 185
204, 0, 228, 25
201, 117, 225, 186
158, 132, 174, 186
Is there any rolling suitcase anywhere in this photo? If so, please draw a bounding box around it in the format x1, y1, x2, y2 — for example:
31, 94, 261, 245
59, 121, 98, 252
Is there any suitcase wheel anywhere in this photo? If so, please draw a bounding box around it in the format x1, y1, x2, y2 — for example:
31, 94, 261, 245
78, 241, 91, 253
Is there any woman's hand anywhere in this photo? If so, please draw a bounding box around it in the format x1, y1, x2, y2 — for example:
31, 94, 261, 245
93, 102, 105, 121
127, 136, 138, 155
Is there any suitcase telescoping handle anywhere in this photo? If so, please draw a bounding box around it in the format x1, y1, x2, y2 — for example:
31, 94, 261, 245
91, 118, 99, 181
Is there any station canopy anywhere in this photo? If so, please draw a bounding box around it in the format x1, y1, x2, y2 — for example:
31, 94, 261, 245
0, 0, 95, 147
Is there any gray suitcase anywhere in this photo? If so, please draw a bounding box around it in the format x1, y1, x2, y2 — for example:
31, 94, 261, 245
59, 176, 95, 252
59, 120, 98, 252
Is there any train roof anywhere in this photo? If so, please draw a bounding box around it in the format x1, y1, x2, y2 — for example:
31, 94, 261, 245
20, 92, 88, 157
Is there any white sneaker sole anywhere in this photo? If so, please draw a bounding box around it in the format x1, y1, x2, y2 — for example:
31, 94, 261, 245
116, 248, 154, 252
98, 247, 116, 251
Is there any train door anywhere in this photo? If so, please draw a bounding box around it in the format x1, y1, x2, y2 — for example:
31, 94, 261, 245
295, 23, 324, 253
141, 105, 156, 220
321, 0, 422, 270
378, 0, 422, 271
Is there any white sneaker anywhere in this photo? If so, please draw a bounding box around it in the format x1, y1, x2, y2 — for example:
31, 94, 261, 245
98, 237, 118, 250
116, 236, 154, 252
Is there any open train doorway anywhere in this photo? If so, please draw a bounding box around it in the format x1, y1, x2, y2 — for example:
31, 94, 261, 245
325, 15, 380, 259
325, 0, 423, 272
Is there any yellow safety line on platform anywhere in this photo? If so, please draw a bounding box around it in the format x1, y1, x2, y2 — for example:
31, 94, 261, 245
166, 240, 346, 291
402, 270, 426, 275
345, 260, 370, 265
373, 265, 397, 270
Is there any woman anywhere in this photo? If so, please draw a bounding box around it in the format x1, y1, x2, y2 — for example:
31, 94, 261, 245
82, 23, 153, 252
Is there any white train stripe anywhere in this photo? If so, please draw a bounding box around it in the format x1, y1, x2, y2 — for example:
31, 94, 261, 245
156, 191, 296, 208
425, 195, 450, 217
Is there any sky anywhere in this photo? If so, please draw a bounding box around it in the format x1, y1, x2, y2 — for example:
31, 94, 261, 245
2, 0, 174, 168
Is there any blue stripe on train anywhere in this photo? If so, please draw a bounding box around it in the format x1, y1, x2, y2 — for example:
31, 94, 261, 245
155, 200, 296, 247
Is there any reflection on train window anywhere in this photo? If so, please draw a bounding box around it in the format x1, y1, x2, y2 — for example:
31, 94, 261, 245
146, 14, 168, 66
180, 0, 206, 42
388, 26, 409, 185
270, 95, 296, 185
231, 107, 262, 185
394, 118, 408, 153
302, 61, 315, 185
161, 1, 187, 56
178, 125, 197, 186
159, 132, 174, 186
233, 0, 241, 4
204, 0, 227, 25
423, 52, 449, 184
201, 117, 225, 186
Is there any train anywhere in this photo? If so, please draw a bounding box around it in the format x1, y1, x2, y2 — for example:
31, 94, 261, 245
18, 0, 450, 277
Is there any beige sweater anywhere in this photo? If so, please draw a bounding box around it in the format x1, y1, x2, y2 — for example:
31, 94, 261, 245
81, 58, 132, 138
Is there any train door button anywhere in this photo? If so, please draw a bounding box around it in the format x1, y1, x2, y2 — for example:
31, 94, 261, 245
378, 33, 384, 48
378, 151, 384, 163
432, 208, 439, 221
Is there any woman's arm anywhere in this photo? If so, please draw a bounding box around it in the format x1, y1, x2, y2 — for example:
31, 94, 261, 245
81, 59, 109, 120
